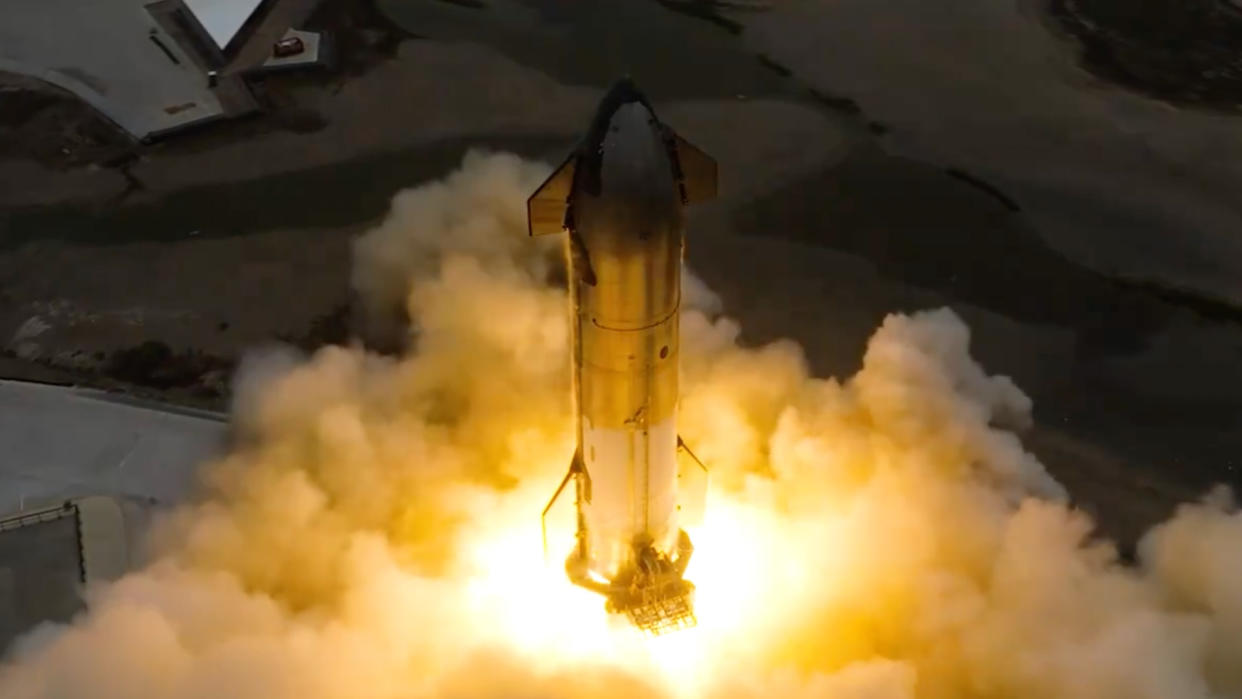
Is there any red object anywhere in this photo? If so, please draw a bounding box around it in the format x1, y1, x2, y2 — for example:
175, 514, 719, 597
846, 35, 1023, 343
273, 36, 305, 58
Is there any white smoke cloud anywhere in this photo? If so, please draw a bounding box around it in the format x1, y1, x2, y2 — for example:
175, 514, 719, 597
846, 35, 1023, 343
2, 151, 1240, 699
350, 150, 562, 349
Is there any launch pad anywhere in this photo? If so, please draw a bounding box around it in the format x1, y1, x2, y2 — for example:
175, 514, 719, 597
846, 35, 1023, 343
566, 531, 699, 636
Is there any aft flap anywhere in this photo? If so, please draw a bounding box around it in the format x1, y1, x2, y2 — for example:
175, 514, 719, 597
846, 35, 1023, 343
676, 436, 708, 526
541, 450, 585, 559
673, 134, 717, 204
527, 153, 577, 236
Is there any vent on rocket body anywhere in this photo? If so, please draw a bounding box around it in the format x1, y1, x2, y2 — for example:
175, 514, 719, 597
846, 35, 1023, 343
529, 79, 717, 635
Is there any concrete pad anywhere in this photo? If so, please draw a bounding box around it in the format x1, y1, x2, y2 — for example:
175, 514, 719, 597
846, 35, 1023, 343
0, 0, 226, 138
260, 29, 324, 71
0, 380, 227, 506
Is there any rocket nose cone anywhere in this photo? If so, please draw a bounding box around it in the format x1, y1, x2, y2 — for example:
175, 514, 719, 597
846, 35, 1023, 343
604, 78, 646, 106
592, 78, 652, 126
579, 78, 664, 197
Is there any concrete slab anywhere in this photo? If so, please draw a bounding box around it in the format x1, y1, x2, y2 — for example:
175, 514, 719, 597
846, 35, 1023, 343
0, 0, 226, 138
0, 380, 227, 507
260, 29, 324, 71
224, 0, 323, 74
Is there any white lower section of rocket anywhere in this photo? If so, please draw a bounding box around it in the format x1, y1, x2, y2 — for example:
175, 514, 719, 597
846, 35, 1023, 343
580, 414, 679, 580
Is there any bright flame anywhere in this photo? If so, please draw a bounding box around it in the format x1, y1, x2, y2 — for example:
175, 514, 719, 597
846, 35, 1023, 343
447, 479, 846, 698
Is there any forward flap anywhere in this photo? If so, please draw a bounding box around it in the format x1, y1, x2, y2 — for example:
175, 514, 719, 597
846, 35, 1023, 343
527, 153, 577, 236
673, 134, 717, 204
676, 436, 708, 526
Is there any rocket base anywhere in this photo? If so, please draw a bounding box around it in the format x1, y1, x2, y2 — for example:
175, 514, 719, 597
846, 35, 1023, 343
567, 531, 698, 636
606, 578, 697, 636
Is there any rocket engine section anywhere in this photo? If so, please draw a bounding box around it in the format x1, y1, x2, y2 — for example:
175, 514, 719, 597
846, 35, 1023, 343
531, 79, 716, 635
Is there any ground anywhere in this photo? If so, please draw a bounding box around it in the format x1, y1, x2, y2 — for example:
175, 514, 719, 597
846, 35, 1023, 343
1052, 0, 1242, 109
1, 0, 1240, 550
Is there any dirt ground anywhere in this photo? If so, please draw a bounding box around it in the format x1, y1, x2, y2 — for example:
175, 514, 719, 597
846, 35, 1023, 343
1052, 0, 1242, 110
1, 0, 1241, 549
0, 74, 132, 171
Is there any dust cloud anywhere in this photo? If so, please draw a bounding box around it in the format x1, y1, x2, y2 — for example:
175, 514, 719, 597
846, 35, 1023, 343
2, 151, 1240, 699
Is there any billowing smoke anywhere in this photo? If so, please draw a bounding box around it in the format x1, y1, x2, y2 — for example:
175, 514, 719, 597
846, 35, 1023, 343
2, 151, 1240, 699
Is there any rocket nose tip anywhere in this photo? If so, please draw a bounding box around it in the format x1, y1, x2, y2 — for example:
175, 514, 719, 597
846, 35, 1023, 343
588, 78, 656, 140
602, 77, 647, 108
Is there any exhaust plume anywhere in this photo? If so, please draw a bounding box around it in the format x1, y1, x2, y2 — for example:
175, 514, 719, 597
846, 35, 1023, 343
2, 151, 1240, 699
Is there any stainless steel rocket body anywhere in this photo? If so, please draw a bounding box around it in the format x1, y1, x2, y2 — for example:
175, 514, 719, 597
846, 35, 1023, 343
570, 99, 684, 582
530, 80, 715, 633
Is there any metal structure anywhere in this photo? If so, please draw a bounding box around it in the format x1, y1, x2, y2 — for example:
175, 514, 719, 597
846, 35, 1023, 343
532, 79, 716, 634
0, 496, 146, 652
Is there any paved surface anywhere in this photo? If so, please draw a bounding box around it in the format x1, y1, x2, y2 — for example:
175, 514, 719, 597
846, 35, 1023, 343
0, 0, 225, 138
260, 30, 324, 71
0, 380, 228, 513
226, 0, 323, 74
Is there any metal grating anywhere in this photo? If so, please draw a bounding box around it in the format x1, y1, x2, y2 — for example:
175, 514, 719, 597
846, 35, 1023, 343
0, 503, 75, 533
626, 591, 697, 636
612, 578, 698, 636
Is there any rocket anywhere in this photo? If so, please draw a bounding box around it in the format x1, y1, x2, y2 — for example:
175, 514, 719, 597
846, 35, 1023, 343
529, 79, 716, 634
